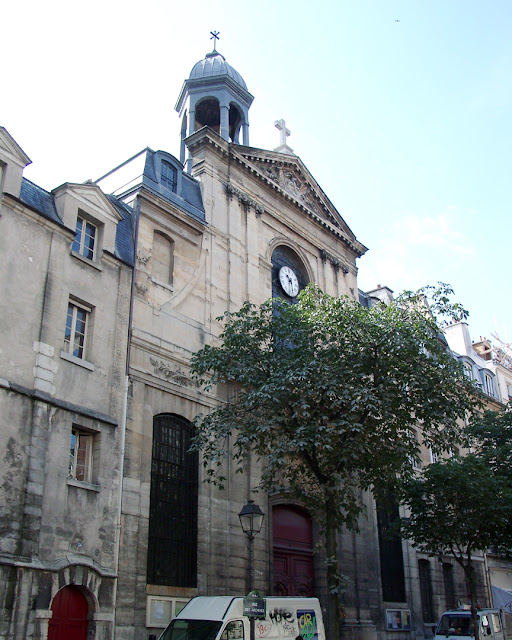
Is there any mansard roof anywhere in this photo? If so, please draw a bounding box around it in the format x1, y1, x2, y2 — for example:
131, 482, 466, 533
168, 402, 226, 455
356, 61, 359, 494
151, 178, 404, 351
95, 148, 205, 223
18, 178, 135, 266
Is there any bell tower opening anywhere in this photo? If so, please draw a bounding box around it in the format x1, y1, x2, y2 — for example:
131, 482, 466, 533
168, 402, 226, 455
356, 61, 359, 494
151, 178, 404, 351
229, 103, 242, 143
195, 98, 221, 135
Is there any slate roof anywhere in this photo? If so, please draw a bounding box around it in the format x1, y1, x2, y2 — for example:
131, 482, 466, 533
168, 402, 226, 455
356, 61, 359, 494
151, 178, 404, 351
20, 179, 61, 224
140, 149, 205, 222
19, 178, 135, 267
106, 195, 135, 266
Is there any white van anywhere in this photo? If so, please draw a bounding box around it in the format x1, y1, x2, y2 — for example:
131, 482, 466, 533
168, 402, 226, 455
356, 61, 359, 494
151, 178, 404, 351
158, 596, 326, 640
434, 608, 512, 640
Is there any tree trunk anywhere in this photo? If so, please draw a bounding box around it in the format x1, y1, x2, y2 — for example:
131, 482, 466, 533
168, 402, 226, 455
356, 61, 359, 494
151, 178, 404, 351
326, 494, 340, 640
465, 554, 479, 640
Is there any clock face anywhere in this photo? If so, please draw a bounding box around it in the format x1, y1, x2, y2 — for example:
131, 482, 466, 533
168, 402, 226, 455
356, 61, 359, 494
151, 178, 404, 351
279, 266, 300, 298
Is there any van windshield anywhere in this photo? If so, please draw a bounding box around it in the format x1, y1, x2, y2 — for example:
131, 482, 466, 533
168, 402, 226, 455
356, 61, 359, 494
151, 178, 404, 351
438, 615, 475, 636
160, 619, 222, 640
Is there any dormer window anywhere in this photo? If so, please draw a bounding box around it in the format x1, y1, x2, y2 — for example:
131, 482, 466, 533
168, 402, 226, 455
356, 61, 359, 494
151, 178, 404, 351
484, 374, 495, 397
463, 362, 473, 380
161, 160, 177, 192
72, 215, 97, 260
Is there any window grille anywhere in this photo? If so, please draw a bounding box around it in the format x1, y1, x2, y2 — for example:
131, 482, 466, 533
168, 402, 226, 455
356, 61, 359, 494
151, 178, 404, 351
147, 414, 198, 587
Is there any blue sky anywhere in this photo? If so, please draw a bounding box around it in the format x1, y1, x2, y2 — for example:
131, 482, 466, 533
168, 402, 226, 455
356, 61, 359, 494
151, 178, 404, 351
3, 0, 510, 346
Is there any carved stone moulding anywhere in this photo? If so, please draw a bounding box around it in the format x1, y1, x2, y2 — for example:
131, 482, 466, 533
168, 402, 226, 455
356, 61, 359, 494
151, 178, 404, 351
226, 182, 265, 215
319, 248, 350, 274
149, 357, 198, 388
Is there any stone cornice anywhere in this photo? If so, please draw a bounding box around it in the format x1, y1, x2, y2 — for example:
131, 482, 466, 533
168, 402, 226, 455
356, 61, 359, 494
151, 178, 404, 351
0, 553, 117, 578
229, 149, 368, 258
320, 248, 350, 274
226, 182, 265, 214
0, 378, 118, 426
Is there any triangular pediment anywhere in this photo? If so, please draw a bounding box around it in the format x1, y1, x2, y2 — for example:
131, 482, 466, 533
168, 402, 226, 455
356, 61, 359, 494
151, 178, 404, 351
53, 182, 123, 224
233, 146, 361, 246
0, 127, 32, 168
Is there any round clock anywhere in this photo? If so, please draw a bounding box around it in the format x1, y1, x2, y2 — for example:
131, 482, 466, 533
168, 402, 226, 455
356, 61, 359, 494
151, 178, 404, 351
279, 266, 300, 297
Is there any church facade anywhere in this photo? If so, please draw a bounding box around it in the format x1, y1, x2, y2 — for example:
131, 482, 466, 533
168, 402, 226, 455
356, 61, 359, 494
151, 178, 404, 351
0, 47, 492, 640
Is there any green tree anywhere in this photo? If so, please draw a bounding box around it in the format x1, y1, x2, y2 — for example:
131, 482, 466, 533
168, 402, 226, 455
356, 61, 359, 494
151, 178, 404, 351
468, 402, 512, 482
399, 452, 512, 639
190, 285, 479, 639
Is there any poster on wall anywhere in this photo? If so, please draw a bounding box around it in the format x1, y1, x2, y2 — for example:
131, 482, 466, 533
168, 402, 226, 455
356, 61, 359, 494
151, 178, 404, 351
386, 609, 411, 631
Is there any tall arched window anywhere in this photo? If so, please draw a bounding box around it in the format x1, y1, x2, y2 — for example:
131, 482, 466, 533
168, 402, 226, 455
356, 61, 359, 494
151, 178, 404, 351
147, 414, 198, 587
419, 559, 435, 622
376, 498, 406, 602
152, 231, 174, 286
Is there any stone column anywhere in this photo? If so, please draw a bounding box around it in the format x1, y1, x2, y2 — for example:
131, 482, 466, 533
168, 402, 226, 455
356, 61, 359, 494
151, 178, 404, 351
242, 122, 249, 146
220, 105, 229, 141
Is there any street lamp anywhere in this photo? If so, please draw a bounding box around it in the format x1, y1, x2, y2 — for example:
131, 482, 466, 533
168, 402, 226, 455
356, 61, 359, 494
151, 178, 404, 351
238, 499, 264, 591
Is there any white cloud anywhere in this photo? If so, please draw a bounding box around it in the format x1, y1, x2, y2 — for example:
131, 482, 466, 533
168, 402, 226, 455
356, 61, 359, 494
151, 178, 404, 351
357, 206, 478, 294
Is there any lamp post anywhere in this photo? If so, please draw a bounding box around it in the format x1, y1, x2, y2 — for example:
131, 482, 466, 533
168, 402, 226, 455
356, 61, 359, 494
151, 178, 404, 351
238, 499, 265, 592
239, 500, 265, 640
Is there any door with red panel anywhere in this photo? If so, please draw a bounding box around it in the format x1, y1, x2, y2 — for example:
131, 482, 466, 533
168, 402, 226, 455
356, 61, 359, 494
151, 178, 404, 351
48, 586, 88, 640
272, 505, 314, 597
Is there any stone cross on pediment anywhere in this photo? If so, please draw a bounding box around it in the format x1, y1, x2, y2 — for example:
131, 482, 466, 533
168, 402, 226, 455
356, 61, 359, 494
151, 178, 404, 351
274, 119, 294, 155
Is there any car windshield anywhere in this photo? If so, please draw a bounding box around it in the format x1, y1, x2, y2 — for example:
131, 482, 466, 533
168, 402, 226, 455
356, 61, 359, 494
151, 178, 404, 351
159, 619, 222, 640
438, 615, 475, 636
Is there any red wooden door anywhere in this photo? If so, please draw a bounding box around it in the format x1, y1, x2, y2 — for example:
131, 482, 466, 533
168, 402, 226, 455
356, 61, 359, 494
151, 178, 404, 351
48, 586, 88, 640
273, 505, 314, 597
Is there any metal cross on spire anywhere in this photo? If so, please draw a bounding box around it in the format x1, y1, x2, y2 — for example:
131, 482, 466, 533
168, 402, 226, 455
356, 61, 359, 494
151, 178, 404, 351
210, 30, 220, 51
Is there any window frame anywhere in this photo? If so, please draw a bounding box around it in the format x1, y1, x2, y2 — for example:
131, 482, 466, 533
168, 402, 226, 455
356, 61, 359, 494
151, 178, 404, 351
72, 214, 98, 261
161, 160, 177, 192
151, 230, 175, 289
483, 374, 495, 397
147, 414, 198, 587
64, 300, 91, 360
69, 426, 93, 483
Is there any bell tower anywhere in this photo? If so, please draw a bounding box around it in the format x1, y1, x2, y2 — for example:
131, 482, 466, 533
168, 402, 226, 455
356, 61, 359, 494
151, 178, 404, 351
175, 35, 254, 167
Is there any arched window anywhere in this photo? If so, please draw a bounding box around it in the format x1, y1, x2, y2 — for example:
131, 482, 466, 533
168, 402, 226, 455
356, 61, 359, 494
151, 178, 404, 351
229, 103, 242, 142
376, 498, 406, 602
161, 160, 177, 192
443, 562, 455, 610
419, 559, 435, 622
152, 231, 174, 286
483, 374, 495, 397
195, 98, 221, 135
147, 414, 198, 587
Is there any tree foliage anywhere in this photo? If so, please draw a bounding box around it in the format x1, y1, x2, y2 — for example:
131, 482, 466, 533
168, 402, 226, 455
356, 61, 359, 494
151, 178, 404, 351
468, 402, 512, 482
400, 404, 512, 637
399, 455, 512, 559
192, 285, 478, 523
190, 284, 479, 637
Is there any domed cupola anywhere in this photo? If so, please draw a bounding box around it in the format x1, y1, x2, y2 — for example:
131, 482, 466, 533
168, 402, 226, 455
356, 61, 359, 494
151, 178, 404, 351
175, 41, 254, 167
189, 51, 248, 91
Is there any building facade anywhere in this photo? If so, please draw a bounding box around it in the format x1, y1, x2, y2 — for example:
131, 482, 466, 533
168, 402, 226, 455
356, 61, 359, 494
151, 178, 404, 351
0, 128, 133, 639
0, 47, 504, 640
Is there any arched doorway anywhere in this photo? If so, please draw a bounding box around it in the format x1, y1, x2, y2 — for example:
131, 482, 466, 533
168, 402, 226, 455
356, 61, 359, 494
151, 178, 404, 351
48, 586, 88, 640
272, 505, 314, 596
